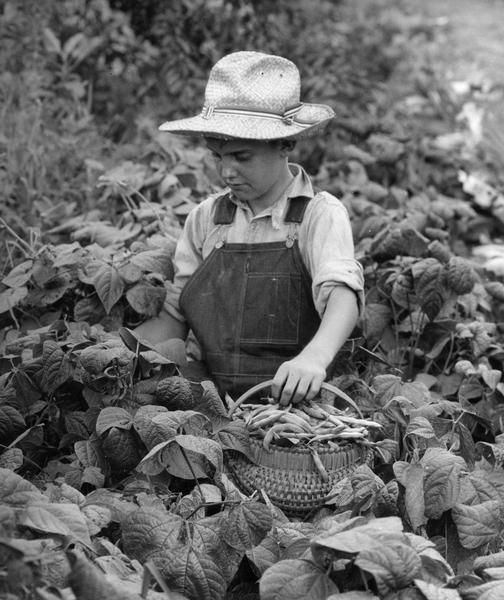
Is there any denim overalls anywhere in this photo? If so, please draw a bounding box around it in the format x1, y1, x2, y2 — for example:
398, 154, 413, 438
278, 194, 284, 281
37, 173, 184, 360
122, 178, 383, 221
179, 193, 320, 398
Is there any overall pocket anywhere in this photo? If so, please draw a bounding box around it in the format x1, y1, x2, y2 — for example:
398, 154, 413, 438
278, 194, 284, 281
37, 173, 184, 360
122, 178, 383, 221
240, 272, 301, 345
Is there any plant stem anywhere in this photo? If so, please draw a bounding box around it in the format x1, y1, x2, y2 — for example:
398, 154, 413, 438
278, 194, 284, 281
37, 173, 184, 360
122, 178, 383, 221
179, 446, 204, 497
185, 500, 239, 520
0, 217, 34, 254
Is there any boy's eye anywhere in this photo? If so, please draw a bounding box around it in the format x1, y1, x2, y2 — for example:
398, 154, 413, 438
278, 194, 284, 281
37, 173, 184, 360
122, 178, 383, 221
235, 153, 251, 162
210, 152, 221, 161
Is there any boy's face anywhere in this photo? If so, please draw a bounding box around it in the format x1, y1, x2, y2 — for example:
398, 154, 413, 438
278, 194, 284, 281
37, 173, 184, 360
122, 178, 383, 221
205, 138, 289, 206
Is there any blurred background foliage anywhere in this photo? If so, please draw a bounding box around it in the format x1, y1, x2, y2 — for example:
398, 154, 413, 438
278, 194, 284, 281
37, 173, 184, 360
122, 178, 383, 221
0, 0, 412, 237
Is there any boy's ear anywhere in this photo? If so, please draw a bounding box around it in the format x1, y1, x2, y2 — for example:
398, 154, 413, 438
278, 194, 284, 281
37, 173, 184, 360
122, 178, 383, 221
279, 140, 296, 156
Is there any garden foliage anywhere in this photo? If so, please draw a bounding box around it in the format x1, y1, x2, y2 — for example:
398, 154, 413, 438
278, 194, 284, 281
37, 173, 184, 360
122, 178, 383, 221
2, 1, 504, 599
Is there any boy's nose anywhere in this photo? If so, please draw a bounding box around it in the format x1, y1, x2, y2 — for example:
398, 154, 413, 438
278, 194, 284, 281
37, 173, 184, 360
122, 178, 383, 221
220, 160, 237, 180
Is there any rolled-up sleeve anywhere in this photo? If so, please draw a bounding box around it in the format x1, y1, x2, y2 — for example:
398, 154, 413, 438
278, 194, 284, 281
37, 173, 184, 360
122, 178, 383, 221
299, 193, 365, 316
163, 199, 213, 322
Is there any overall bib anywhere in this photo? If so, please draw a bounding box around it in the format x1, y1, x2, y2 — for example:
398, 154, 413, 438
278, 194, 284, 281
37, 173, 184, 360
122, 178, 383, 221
179, 194, 321, 398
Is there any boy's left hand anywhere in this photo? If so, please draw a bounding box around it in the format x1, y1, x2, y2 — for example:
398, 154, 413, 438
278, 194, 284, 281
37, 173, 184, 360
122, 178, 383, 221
271, 357, 326, 405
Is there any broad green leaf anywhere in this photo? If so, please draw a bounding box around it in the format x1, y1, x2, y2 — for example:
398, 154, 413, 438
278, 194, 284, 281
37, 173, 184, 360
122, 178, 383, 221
136, 410, 210, 450
118, 261, 143, 284
175, 434, 223, 472
0, 405, 26, 443
42, 26, 61, 53
81, 504, 111, 536
475, 441, 504, 467
29, 272, 73, 306
19, 503, 91, 546
64, 411, 89, 440
96, 407, 133, 436
260, 559, 338, 600
324, 474, 354, 508
74, 437, 107, 471
475, 552, 504, 572
130, 249, 174, 278
98, 161, 149, 194
452, 500, 501, 549
391, 271, 414, 308
247, 522, 314, 575
363, 303, 392, 345
481, 368, 502, 390
62, 32, 85, 57
2, 259, 33, 287
0, 286, 28, 314
51, 242, 84, 268
192, 515, 243, 584
220, 500, 273, 551
476, 469, 504, 503
126, 282, 166, 316
327, 593, 379, 600
122, 507, 184, 562
214, 419, 251, 456
457, 422, 476, 469
311, 516, 404, 557
412, 257, 446, 321
12, 367, 42, 408
458, 378, 485, 403
198, 380, 227, 417
138, 434, 222, 479
349, 464, 385, 510
355, 540, 422, 595
157, 411, 210, 436
372, 374, 403, 406
16, 425, 44, 456
136, 441, 171, 476
414, 580, 462, 599
155, 544, 226, 600
133, 405, 173, 450
420, 448, 466, 519
81, 466, 105, 488
93, 264, 125, 313
393, 462, 426, 530
406, 416, 437, 440
246, 529, 283, 575
400, 380, 432, 407
406, 532, 454, 583
83, 488, 136, 522
459, 580, 504, 600
375, 480, 400, 516
0, 468, 48, 506
74, 295, 106, 323
40, 340, 72, 394
177, 484, 222, 520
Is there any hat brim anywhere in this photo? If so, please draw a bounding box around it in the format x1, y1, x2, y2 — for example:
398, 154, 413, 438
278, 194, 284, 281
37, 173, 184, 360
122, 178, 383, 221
158, 103, 334, 140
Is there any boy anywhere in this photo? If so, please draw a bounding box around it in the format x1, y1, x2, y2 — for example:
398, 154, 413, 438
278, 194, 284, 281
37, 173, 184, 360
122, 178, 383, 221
135, 51, 364, 405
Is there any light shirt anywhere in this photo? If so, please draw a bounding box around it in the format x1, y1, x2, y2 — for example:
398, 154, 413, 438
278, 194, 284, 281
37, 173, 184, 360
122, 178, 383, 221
163, 163, 365, 322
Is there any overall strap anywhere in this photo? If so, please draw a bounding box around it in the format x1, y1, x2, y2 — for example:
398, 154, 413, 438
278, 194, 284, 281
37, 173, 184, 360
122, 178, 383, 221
214, 192, 314, 225
284, 195, 312, 223
214, 193, 237, 225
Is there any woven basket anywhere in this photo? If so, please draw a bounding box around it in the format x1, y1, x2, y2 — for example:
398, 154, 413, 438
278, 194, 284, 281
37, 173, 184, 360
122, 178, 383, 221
225, 381, 374, 518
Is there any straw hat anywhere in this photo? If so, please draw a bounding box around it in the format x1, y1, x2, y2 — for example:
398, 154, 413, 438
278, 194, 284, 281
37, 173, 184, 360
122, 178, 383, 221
159, 51, 334, 140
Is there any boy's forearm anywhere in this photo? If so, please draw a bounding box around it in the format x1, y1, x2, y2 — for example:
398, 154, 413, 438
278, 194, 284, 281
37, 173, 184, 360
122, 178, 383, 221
298, 286, 359, 368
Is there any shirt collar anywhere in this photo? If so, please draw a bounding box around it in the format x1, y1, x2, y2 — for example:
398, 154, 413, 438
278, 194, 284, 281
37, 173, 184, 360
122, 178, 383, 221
228, 163, 315, 229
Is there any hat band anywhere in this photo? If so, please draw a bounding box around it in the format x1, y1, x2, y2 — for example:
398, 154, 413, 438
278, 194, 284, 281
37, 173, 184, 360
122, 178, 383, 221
200, 104, 306, 126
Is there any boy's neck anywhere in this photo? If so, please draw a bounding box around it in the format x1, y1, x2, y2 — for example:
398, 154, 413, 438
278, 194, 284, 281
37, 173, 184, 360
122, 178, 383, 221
247, 165, 294, 216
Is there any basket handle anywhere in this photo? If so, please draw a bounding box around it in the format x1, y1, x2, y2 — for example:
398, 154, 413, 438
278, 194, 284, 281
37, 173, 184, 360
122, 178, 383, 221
227, 380, 362, 418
